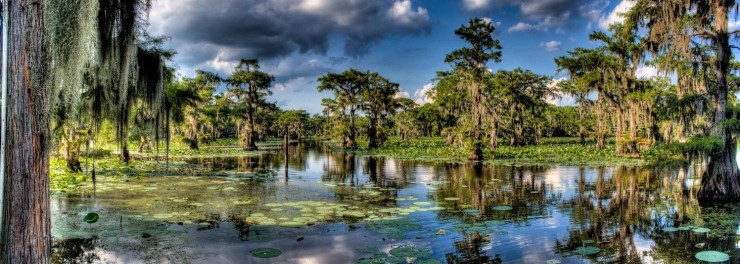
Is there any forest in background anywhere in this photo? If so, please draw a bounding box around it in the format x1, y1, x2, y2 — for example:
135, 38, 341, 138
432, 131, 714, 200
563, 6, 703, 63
4, 0, 740, 262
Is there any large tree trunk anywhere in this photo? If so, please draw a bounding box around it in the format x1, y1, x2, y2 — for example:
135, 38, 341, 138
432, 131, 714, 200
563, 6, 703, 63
347, 108, 357, 149
121, 143, 130, 163
698, 5, 740, 202
368, 115, 378, 149
2, 0, 52, 262
596, 99, 606, 149
578, 100, 585, 145
244, 105, 258, 151
187, 114, 198, 150
63, 126, 82, 172
488, 116, 498, 149
468, 81, 483, 161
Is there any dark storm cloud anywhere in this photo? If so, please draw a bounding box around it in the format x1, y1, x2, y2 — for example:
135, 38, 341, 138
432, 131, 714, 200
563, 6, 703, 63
149, 0, 431, 66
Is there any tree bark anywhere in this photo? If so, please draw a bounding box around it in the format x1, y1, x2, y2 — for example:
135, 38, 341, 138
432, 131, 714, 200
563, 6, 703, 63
596, 99, 605, 149
698, 4, 740, 202
347, 108, 357, 149
64, 127, 82, 172
468, 81, 483, 161
243, 101, 258, 151
578, 100, 585, 145
2, 0, 52, 262
368, 114, 378, 149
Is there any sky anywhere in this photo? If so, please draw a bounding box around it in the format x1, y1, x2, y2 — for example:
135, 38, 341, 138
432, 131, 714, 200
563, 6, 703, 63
147, 0, 653, 113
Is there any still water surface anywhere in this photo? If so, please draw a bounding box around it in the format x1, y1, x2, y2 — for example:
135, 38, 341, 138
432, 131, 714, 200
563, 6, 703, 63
51, 143, 740, 263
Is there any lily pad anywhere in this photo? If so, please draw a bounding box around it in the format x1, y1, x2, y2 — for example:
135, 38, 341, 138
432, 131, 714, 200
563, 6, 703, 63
574, 246, 600, 255
358, 246, 380, 254
444, 197, 460, 201
83, 213, 99, 224
693, 227, 711, 233
467, 226, 489, 233
463, 209, 480, 215
695, 251, 730, 262
358, 258, 385, 264
250, 248, 282, 258
662, 227, 679, 232
582, 239, 594, 244
493, 206, 513, 211
484, 220, 506, 226
389, 245, 421, 258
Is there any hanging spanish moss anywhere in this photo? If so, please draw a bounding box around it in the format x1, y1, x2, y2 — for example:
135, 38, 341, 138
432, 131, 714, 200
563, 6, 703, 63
45, 0, 170, 163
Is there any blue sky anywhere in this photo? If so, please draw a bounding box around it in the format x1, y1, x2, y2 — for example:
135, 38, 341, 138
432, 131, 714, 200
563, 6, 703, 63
148, 0, 649, 113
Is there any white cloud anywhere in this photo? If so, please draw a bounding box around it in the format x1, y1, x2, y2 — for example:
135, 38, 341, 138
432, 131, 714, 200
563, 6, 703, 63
394, 91, 411, 99
387, 0, 429, 27
545, 78, 577, 105
413, 83, 434, 105
539, 41, 562, 52
730, 19, 740, 30
598, 0, 636, 30
462, 0, 492, 11
508, 22, 538, 32
635, 65, 658, 79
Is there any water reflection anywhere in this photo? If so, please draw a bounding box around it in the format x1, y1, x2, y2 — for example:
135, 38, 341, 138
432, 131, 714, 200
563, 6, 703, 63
51, 143, 739, 263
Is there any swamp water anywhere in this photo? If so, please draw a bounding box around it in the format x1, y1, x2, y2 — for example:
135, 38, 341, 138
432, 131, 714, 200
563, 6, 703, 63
51, 143, 740, 263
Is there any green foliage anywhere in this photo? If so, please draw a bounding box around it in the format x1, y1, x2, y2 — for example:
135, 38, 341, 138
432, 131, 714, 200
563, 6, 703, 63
643, 137, 724, 166
363, 137, 641, 166
50, 159, 89, 192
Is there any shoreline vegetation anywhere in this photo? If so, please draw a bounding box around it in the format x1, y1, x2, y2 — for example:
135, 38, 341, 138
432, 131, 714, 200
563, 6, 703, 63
351, 137, 644, 167
51, 137, 649, 193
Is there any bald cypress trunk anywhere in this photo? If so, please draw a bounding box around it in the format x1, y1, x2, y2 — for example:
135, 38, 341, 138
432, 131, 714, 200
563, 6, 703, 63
468, 81, 483, 161
698, 4, 740, 202
1, 0, 52, 262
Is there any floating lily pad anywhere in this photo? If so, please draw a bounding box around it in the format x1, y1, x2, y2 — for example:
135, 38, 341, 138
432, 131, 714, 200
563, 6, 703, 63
83, 213, 99, 224
444, 197, 460, 201
493, 206, 513, 211
250, 248, 281, 258
582, 239, 594, 244
546, 259, 561, 264
454, 223, 472, 228
358, 258, 385, 264
467, 226, 489, 233
484, 220, 506, 226
378, 227, 402, 234
678, 226, 691, 231
153, 213, 173, 219
358, 246, 380, 254
463, 209, 480, 215
663, 227, 679, 232
574, 246, 600, 255
389, 245, 421, 258
693, 228, 711, 233
695, 251, 730, 262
